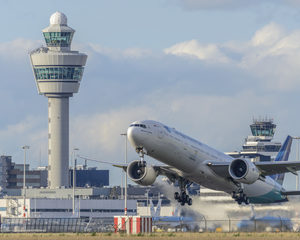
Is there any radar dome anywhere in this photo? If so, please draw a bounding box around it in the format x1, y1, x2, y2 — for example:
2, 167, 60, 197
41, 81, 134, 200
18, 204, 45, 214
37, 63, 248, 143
50, 11, 67, 25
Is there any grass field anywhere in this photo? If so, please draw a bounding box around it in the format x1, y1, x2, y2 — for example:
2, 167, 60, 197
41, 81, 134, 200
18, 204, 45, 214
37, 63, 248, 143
0, 232, 300, 240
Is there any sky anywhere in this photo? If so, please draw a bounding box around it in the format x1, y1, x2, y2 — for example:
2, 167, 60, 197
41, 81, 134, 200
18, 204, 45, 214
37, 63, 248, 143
1, 0, 300, 188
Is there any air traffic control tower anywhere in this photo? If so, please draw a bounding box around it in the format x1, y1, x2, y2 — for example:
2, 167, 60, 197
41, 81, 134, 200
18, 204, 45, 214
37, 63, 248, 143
30, 12, 88, 188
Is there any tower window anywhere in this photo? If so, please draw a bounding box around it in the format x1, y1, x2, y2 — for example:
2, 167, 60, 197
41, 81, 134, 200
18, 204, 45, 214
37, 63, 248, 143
43, 32, 73, 47
34, 67, 84, 80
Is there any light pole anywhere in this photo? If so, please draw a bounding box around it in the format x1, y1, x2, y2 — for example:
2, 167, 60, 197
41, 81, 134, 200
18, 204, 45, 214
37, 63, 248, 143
121, 133, 128, 216
293, 137, 300, 190
72, 148, 79, 215
22, 145, 30, 218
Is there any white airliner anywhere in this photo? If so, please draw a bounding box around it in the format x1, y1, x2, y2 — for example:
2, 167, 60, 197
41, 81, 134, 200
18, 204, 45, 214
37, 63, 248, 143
119, 120, 300, 206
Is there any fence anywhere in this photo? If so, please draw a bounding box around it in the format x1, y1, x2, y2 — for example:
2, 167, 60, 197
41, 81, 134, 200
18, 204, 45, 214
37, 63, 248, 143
195, 219, 295, 232
1, 217, 299, 233
1, 217, 114, 233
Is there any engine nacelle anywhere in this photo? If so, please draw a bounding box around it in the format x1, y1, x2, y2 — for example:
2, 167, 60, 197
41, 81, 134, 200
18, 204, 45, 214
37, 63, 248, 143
127, 160, 157, 186
229, 158, 260, 184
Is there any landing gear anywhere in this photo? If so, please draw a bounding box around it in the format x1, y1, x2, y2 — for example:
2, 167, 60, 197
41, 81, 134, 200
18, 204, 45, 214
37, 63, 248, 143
187, 196, 193, 206
174, 179, 193, 206
175, 191, 193, 206
136, 147, 146, 167
232, 190, 250, 205
174, 192, 180, 200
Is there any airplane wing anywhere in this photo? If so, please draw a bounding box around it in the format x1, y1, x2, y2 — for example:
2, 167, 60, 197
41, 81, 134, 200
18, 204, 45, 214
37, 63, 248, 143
113, 163, 188, 184
281, 191, 300, 196
80, 155, 300, 180
154, 165, 185, 181
112, 164, 127, 171
206, 161, 300, 178
206, 162, 231, 178
254, 161, 300, 176
78, 155, 121, 166
78, 156, 186, 182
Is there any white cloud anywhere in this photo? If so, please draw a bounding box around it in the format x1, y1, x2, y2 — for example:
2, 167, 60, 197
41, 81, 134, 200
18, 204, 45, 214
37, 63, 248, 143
237, 24, 300, 90
176, 0, 265, 10
0, 116, 42, 138
164, 40, 230, 63
251, 23, 285, 47
84, 43, 153, 60
176, 0, 300, 10
70, 106, 157, 157
163, 23, 300, 91
0, 116, 47, 167
0, 38, 41, 60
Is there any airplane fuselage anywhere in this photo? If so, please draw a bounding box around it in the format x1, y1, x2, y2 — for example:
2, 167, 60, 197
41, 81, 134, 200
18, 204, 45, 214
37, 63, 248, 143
127, 120, 287, 204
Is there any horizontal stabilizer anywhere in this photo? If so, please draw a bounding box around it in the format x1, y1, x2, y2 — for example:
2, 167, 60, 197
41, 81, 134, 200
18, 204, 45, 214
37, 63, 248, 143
281, 191, 300, 196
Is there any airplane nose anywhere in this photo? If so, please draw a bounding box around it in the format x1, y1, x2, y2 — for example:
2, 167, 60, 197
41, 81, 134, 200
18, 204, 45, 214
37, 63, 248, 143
127, 126, 142, 148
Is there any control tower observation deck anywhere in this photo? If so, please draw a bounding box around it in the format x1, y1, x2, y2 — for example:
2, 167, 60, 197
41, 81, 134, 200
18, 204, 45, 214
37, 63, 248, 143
29, 12, 88, 188
250, 118, 276, 140
227, 118, 282, 162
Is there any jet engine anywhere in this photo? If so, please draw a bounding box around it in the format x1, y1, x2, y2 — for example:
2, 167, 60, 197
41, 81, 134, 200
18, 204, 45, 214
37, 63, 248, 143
127, 160, 157, 186
229, 158, 260, 184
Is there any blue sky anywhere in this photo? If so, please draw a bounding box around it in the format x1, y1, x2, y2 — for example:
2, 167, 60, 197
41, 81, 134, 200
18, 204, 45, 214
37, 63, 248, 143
1, 0, 300, 188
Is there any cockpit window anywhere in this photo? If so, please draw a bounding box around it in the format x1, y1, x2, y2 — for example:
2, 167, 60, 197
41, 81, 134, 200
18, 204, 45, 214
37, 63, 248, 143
129, 124, 147, 129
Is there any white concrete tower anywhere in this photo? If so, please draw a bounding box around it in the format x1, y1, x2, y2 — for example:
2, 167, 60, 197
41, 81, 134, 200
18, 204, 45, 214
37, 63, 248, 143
30, 12, 87, 188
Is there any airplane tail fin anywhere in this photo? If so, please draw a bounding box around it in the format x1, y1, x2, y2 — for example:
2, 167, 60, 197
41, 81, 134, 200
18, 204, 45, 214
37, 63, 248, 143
271, 135, 293, 185
150, 199, 162, 217
155, 199, 162, 217
150, 200, 155, 216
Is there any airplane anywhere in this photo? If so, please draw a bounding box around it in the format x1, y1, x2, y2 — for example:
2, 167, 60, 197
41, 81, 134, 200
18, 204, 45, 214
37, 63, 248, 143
114, 120, 300, 206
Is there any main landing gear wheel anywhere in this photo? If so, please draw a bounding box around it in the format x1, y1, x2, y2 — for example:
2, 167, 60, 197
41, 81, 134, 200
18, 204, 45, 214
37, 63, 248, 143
232, 191, 250, 205
176, 191, 192, 206
187, 198, 192, 206
174, 179, 193, 206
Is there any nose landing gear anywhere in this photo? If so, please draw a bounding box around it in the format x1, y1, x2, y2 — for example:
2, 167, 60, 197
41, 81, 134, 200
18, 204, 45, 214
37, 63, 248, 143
136, 147, 146, 167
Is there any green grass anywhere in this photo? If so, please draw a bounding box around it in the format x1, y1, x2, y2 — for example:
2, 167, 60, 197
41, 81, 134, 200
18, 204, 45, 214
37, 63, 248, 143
1, 232, 300, 240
